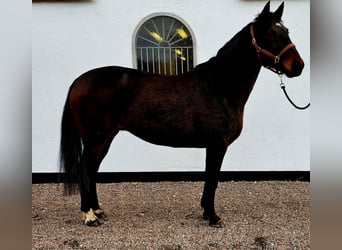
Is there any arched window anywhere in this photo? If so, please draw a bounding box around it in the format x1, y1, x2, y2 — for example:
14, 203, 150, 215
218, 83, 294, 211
134, 15, 195, 75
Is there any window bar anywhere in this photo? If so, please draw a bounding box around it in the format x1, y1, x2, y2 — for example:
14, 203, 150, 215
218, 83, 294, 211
151, 20, 161, 38
175, 49, 178, 75
166, 20, 175, 41
140, 48, 143, 71
170, 38, 185, 46
137, 34, 159, 46
152, 48, 155, 73
162, 18, 165, 40
146, 48, 149, 72
169, 47, 172, 75
158, 48, 161, 74
186, 48, 189, 71
163, 47, 166, 75
169, 30, 179, 44
181, 48, 184, 74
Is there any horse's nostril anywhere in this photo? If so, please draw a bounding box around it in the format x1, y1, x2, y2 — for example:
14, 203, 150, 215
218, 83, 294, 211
293, 60, 304, 73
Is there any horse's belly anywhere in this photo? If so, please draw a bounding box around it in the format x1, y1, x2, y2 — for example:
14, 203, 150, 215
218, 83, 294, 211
120, 91, 242, 148
126, 127, 208, 148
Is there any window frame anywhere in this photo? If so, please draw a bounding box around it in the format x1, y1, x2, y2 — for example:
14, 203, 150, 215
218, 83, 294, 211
132, 13, 197, 75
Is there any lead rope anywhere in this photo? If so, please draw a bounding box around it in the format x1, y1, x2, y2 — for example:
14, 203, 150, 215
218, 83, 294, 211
279, 74, 310, 110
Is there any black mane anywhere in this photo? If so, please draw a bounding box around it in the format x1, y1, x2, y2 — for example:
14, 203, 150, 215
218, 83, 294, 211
194, 23, 254, 73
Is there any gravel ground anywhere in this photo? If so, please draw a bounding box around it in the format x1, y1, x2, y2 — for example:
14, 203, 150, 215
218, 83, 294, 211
32, 181, 310, 249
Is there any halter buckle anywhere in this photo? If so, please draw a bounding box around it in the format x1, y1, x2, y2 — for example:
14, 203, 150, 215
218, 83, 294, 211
274, 56, 280, 64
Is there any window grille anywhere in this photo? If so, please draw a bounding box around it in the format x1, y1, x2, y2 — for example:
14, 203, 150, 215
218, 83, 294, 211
134, 15, 194, 75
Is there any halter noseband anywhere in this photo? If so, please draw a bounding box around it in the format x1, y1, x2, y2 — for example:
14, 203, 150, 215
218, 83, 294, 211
250, 24, 295, 74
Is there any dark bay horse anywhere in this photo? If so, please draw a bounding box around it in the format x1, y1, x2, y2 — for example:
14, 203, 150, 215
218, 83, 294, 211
60, 1, 304, 227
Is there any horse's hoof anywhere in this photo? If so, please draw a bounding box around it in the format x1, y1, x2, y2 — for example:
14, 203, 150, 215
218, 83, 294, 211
209, 219, 225, 228
86, 219, 101, 227
203, 215, 210, 221
95, 212, 108, 221
82, 209, 103, 226
203, 212, 210, 221
203, 212, 224, 228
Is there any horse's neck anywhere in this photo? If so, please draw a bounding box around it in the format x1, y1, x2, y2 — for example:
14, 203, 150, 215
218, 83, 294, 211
202, 23, 262, 107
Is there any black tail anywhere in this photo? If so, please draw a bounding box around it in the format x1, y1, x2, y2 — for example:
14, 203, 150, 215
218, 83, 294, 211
59, 87, 82, 195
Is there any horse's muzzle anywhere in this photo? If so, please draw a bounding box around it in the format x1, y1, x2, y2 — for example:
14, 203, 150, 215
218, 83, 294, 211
286, 60, 304, 78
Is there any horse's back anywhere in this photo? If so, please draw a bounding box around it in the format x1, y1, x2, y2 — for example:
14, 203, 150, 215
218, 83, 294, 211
71, 66, 144, 91
69, 66, 146, 106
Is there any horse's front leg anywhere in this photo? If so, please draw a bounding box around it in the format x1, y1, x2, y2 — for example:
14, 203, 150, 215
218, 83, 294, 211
201, 143, 227, 228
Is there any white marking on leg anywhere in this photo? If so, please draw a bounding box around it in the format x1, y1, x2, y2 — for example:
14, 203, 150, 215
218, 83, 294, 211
94, 209, 104, 215
81, 208, 98, 224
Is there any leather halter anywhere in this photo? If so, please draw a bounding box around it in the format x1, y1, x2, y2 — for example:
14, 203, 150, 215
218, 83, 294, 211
250, 24, 295, 74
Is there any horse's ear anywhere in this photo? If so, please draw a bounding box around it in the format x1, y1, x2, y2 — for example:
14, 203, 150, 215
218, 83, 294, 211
274, 2, 284, 21
260, 1, 271, 17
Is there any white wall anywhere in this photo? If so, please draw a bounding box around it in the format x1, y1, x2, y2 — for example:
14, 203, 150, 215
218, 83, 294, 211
32, 0, 310, 173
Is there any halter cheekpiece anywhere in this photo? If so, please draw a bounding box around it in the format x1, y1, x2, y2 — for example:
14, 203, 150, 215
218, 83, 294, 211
250, 24, 295, 75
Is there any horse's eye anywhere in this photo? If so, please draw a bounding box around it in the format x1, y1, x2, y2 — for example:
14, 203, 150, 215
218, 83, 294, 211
266, 29, 277, 38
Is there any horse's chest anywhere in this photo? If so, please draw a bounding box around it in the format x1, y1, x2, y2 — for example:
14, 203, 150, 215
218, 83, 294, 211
226, 113, 243, 145
185, 100, 242, 146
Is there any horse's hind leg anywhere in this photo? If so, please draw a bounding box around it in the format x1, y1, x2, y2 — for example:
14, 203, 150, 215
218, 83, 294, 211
79, 131, 117, 226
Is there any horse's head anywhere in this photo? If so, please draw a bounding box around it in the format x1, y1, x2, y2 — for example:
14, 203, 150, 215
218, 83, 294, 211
251, 1, 304, 78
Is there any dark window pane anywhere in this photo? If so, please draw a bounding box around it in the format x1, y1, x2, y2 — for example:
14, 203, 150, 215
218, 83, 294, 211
135, 16, 194, 75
